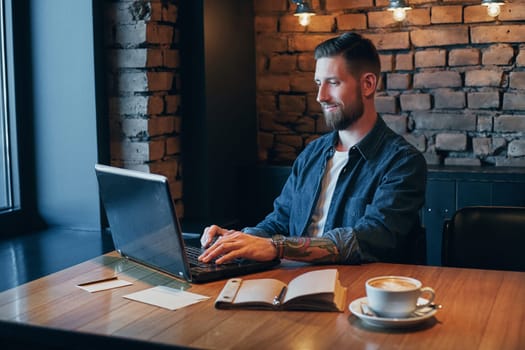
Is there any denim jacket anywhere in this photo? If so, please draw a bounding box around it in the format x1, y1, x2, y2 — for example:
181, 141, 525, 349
244, 116, 427, 264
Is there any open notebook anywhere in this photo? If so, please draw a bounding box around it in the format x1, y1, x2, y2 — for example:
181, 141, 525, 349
94, 164, 279, 283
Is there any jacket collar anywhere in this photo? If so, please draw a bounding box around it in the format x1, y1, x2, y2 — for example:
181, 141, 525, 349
324, 115, 388, 161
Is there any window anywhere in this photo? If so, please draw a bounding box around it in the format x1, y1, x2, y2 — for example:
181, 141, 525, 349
0, 0, 20, 216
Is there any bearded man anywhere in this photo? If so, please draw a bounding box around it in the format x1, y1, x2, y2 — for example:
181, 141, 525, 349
199, 32, 427, 265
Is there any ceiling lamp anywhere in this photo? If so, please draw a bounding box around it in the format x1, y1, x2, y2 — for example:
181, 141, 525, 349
388, 0, 411, 22
482, 0, 504, 17
291, 0, 315, 26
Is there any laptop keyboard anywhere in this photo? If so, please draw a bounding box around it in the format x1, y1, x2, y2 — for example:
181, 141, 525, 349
185, 245, 209, 267
185, 245, 244, 269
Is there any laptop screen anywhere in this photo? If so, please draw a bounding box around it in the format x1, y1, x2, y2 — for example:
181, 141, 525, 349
95, 164, 192, 281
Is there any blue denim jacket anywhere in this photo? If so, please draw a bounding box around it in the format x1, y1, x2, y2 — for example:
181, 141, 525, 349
244, 116, 427, 264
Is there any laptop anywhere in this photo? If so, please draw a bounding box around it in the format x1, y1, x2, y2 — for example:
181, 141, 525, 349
94, 164, 280, 283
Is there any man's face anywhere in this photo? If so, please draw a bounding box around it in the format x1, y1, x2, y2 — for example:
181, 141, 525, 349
314, 55, 364, 131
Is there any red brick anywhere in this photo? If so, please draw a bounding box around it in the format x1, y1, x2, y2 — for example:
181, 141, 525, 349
256, 34, 288, 53
148, 95, 164, 115
146, 24, 173, 44
254, 0, 287, 13
499, 4, 525, 21
434, 89, 466, 110
503, 93, 525, 110
380, 54, 394, 72
495, 115, 525, 132
149, 139, 165, 161
396, 52, 413, 71
477, 115, 493, 133
387, 73, 411, 90
165, 95, 180, 114
415, 49, 446, 68
307, 94, 322, 113
471, 25, 525, 44
464, 5, 495, 23
255, 16, 278, 32
337, 13, 367, 31
517, 50, 525, 67
298, 54, 315, 72
290, 73, 317, 93
465, 70, 502, 87
166, 136, 181, 155
368, 10, 396, 28
436, 133, 467, 151
257, 75, 290, 92
431, 5, 463, 24
326, 0, 373, 11
279, 95, 306, 113
510, 72, 525, 90
289, 34, 332, 51
307, 15, 335, 32
508, 140, 525, 157
482, 44, 514, 65
257, 94, 277, 112
400, 93, 431, 111
468, 92, 500, 109
163, 49, 180, 68
147, 49, 163, 67
449, 48, 480, 66
162, 2, 178, 23
412, 112, 476, 131
269, 55, 297, 73
375, 95, 398, 114
405, 8, 431, 26
411, 28, 469, 47
280, 15, 307, 33
366, 32, 410, 50
149, 116, 175, 136
414, 71, 462, 89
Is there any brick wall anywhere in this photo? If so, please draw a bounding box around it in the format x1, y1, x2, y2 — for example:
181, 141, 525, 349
254, 0, 525, 167
104, 0, 184, 216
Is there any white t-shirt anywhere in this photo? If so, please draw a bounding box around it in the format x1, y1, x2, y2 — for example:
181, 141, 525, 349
307, 150, 349, 237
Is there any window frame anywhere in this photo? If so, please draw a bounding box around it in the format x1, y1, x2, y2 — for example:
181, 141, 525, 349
0, 0, 37, 236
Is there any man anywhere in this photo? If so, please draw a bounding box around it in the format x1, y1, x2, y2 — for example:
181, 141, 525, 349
199, 32, 427, 265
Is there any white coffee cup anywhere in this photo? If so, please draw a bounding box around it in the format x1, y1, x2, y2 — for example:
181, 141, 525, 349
365, 276, 435, 318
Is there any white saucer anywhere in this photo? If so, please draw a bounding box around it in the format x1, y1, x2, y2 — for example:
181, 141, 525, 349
349, 296, 437, 328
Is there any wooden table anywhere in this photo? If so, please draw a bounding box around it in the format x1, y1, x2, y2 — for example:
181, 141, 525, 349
1, 251, 524, 349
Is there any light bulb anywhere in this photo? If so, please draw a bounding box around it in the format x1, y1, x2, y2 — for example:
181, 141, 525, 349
392, 8, 407, 22
296, 13, 314, 26
486, 4, 501, 17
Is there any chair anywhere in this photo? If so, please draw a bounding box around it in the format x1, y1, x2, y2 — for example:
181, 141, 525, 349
442, 206, 525, 271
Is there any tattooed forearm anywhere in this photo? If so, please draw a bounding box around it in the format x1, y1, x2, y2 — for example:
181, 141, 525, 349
283, 237, 339, 263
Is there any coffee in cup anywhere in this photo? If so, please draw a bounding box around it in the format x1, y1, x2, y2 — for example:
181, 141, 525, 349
365, 276, 435, 318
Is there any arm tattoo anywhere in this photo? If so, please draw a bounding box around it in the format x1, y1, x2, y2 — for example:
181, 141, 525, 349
283, 237, 339, 263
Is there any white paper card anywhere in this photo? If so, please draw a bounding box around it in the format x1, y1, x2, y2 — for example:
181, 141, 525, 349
123, 286, 210, 310
77, 277, 133, 293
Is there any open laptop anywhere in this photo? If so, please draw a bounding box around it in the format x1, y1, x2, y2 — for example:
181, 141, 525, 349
94, 164, 280, 283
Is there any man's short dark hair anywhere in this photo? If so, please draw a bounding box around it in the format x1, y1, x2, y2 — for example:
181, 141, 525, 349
314, 32, 381, 79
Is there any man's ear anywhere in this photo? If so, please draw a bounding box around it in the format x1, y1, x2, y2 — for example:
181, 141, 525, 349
361, 73, 377, 98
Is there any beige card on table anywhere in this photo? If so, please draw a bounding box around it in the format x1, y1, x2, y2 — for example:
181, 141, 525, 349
123, 286, 210, 310
77, 276, 133, 293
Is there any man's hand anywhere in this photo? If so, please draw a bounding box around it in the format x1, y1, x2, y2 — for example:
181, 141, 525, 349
199, 229, 278, 264
200, 225, 234, 248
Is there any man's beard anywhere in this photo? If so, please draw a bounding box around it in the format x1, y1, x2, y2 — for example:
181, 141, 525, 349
322, 98, 364, 131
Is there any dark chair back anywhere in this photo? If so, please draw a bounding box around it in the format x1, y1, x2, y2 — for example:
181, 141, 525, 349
442, 206, 525, 271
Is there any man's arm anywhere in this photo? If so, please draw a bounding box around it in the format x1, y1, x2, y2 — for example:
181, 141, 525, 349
198, 227, 341, 264
275, 235, 340, 264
